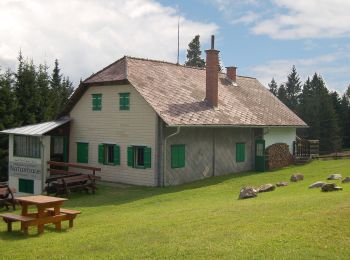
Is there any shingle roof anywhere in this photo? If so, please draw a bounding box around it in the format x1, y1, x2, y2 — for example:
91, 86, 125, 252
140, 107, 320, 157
0, 118, 70, 136
66, 56, 306, 127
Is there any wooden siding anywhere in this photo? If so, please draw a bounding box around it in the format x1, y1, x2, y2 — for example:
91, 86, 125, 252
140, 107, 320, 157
69, 84, 158, 186
164, 127, 254, 186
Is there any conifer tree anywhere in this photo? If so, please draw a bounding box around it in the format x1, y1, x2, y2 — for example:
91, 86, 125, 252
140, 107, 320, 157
277, 84, 288, 105
15, 54, 39, 125
285, 65, 302, 112
185, 35, 205, 68
0, 69, 17, 180
50, 59, 64, 117
36, 63, 52, 121
268, 78, 278, 96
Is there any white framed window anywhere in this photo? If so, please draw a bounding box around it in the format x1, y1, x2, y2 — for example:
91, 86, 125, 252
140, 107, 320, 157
14, 135, 41, 158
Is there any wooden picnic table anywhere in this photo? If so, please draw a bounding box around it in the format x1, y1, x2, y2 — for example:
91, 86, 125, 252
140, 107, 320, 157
16, 195, 67, 234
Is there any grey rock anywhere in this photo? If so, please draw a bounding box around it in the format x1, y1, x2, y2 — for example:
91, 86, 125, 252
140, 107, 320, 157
276, 182, 288, 187
309, 181, 326, 189
327, 174, 342, 180
341, 177, 350, 183
258, 184, 276, 193
239, 187, 258, 199
321, 183, 343, 192
290, 173, 304, 182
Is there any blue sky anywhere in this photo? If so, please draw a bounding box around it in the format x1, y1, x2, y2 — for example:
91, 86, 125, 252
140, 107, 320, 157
163, 0, 350, 93
0, 0, 349, 93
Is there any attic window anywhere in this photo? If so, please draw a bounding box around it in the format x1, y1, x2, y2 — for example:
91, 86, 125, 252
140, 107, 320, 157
92, 94, 102, 111
119, 93, 130, 110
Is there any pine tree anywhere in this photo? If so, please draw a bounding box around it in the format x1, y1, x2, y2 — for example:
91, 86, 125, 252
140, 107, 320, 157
277, 84, 288, 105
50, 59, 63, 117
268, 78, 278, 96
15, 54, 39, 125
185, 35, 205, 68
285, 65, 302, 112
36, 63, 52, 121
0, 69, 17, 180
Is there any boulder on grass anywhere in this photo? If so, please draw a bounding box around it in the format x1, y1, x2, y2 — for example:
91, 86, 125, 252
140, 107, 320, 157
342, 177, 350, 183
258, 184, 276, 193
239, 187, 258, 199
276, 182, 288, 187
290, 173, 304, 182
327, 174, 342, 180
309, 181, 326, 189
321, 183, 343, 192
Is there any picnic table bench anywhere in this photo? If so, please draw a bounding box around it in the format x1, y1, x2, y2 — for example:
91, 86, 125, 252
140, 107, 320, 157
0, 185, 16, 210
0, 195, 81, 234
53, 175, 100, 196
46, 161, 101, 197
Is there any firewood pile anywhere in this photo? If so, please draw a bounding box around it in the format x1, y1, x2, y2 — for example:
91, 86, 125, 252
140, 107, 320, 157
265, 143, 294, 170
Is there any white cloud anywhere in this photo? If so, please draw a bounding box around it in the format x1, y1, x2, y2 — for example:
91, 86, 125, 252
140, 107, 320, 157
250, 51, 350, 93
212, 0, 350, 40
0, 0, 217, 84
256, 0, 350, 39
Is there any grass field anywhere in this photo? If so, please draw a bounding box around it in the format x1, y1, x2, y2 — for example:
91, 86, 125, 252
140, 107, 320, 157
1, 159, 350, 259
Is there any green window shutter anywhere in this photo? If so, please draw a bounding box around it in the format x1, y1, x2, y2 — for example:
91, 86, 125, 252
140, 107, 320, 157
236, 143, 245, 163
98, 144, 104, 164
92, 94, 102, 111
119, 93, 130, 110
171, 145, 185, 168
171, 145, 178, 168
241, 144, 245, 162
127, 146, 134, 167
114, 145, 120, 165
144, 147, 151, 168
77, 142, 89, 163
179, 145, 185, 168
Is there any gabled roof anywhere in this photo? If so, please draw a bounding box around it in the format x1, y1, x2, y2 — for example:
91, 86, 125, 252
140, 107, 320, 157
0, 118, 70, 136
63, 56, 307, 127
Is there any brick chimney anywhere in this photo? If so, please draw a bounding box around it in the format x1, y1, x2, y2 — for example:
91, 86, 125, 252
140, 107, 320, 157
205, 35, 220, 107
226, 66, 237, 82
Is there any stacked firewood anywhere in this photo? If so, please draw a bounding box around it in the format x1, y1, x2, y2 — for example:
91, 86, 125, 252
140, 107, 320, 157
265, 143, 294, 170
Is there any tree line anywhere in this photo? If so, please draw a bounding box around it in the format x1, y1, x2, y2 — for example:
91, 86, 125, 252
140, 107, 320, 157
268, 66, 350, 153
0, 52, 74, 179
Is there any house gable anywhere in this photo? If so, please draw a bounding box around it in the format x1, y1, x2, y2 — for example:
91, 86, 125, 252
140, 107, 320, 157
69, 83, 159, 186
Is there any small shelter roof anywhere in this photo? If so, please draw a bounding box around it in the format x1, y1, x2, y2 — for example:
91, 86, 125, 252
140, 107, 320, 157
0, 118, 70, 136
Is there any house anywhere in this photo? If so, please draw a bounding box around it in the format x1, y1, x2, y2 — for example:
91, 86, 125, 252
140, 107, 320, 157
1, 37, 307, 194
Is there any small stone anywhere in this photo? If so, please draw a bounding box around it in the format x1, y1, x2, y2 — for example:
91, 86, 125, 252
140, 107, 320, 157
321, 183, 343, 192
309, 181, 326, 189
290, 173, 304, 182
276, 182, 288, 187
258, 184, 276, 193
327, 174, 342, 180
239, 186, 258, 199
341, 177, 350, 183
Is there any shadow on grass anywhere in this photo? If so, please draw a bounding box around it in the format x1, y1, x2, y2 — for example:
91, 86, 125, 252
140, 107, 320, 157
63, 169, 273, 209
0, 223, 71, 240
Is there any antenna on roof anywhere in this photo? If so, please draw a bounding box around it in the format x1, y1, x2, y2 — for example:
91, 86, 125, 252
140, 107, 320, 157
176, 5, 180, 65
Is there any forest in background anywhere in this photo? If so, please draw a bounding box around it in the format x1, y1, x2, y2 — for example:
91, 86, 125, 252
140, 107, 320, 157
268, 66, 350, 153
0, 52, 74, 179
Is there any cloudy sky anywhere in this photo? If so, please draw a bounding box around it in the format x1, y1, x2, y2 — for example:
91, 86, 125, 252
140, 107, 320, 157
0, 0, 349, 93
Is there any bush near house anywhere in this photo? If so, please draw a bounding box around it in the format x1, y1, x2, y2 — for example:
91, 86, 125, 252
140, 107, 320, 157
1, 159, 350, 259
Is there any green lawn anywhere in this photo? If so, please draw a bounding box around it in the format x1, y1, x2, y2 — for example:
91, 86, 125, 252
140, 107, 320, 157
1, 159, 350, 259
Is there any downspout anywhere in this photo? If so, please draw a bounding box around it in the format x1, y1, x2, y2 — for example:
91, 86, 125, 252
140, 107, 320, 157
163, 126, 181, 187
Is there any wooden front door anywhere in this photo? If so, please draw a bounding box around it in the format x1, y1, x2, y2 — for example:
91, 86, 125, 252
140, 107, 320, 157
255, 139, 265, 172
